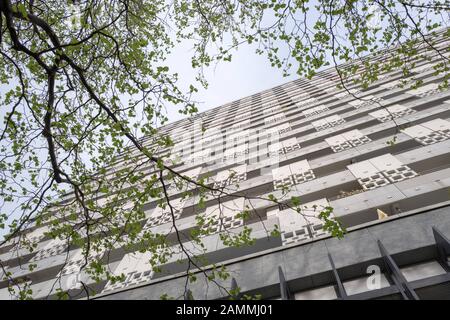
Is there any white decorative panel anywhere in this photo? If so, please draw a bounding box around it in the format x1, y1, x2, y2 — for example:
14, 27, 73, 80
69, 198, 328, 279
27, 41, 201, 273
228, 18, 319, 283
369, 105, 415, 122
23, 226, 49, 244
312, 115, 345, 131
334, 88, 359, 99
268, 142, 282, 155
311, 118, 330, 131
264, 113, 285, 125
272, 160, 315, 190
300, 198, 331, 238
302, 105, 329, 117
189, 148, 211, 164
291, 92, 310, 103
325, 134, 352, 152
380, 79, 411, 90
102, 251, 154, 293
290, 160, 315, 185
229, 129, 250, 143
348, 95, 382, 109
202, 198, 245, 234
235, 111, 252, 120
347, 160, 389, 190
421, 118, 450, 138
269, 138, 301, 155
272, 164, 292, 188
342, 129, 372, 147
326, 114, 345, 126
402, 124, 447, 145
267, 123, 291, 136
213, 164, 248, 188
180, 166, 202, 180
370, 154, 418, 183
222, 144, 249, 162
169, 166, 203, 192
277, 122, 292, 135
411, 62, 437, 74
296, 97, 317, 109
278, 198, 331, 245
60, 248, 104, 277
200, 134, 216, 146
29, 238, 67, 262
278, 208, 309, 245
406, 83, 441, 97
347, 154, 418, 190
282, 137, 301, 154
232, 119, 250, 130
263, 107, 280, 115
144, 198, 185, 228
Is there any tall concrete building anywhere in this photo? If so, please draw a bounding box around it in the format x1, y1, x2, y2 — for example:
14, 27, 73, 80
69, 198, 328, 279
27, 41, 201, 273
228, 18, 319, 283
1, 30, 450, 300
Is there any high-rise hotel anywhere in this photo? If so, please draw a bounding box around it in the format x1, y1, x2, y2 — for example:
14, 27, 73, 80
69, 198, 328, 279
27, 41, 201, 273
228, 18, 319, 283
1, 30, 450, 300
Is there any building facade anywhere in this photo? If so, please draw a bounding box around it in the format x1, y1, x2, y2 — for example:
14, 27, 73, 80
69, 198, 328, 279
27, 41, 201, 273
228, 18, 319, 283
1, 30, 450, 300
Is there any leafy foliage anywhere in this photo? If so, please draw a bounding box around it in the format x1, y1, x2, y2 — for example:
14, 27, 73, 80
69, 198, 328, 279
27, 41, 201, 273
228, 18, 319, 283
0, 0, 448, 299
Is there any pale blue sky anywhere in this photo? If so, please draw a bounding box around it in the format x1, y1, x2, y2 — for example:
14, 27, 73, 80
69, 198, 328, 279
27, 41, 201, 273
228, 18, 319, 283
163, 42, 298, 124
